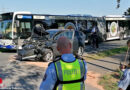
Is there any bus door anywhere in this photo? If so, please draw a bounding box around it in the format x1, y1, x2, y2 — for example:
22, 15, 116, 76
18, 20, 32, 39
15, 15, 33, 39
15, 17, 32, 48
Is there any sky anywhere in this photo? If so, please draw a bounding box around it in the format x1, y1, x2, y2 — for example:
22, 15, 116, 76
0, 0, 130, 16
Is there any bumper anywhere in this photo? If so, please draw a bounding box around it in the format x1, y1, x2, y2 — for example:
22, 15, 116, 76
18, 49, 37, 60
0, 45, 16, 50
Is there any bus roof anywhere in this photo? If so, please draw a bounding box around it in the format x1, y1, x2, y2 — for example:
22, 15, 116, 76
1, 11, 31, 15
0, 11, 105, 21
105, 15, 130, 20
32, 14, 104, 21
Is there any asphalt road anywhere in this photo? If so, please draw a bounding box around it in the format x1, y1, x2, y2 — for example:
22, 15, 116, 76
0, 52, 16, 66
85, 39, 127, 54
0, 39, 128, 90
0, 39, 127, 67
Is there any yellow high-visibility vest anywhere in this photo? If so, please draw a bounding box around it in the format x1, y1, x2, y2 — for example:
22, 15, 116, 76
54, 59, 85, 90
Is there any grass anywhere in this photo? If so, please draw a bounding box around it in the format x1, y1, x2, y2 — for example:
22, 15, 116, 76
85, 47, 127, 89
99, 69, 122, 90
97, 46, 128, 57
86, 46, 128, 60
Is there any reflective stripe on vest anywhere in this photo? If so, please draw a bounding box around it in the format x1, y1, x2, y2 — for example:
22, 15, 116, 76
54, 59, 85, 90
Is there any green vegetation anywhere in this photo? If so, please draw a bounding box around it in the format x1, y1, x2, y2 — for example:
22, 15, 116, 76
99, 69, 122, 90
86, 47, 127, 89
86, 46, 127, 60
98, 46, 127, 57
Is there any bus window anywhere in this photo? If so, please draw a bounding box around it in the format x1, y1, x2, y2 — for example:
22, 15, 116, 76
107, 22, 111, 32
54, 32, 64, 40
87, 21, 92, 30
0, 20, 12, 39
18, 22, 32, 39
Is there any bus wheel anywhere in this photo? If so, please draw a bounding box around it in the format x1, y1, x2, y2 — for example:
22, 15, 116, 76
42, 49, 54, 62
119, 33, 124, 40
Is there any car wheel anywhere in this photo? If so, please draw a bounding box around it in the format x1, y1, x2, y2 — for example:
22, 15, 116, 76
77, 46, 84, 56
42, 49, 53, 62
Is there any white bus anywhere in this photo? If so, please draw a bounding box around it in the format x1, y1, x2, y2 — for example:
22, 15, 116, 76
105, 15, 130, 40
0, 11, 33, 49
0, 12, 106, 50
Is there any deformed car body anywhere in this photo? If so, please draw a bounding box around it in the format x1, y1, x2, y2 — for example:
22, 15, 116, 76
18, 29, 85, 62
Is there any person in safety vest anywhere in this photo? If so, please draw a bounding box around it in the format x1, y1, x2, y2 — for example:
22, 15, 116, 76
40, 36, 87, 90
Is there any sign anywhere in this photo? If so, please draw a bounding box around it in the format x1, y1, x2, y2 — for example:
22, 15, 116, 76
17, 15, 32, 19
33, 16, 45, 19
110, 22, 118, 36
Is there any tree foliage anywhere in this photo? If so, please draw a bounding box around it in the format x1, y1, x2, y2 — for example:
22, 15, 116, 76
117, 0, 121, 8
124, 8, 130, 15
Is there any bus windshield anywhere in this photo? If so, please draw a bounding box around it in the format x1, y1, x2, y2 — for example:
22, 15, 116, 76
0, 20, 12, 39
17, 21, 32, 39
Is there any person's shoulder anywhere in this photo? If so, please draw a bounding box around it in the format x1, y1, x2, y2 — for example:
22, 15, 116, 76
75, 55, 86, 63
48, 56, 61, 66
54, 56, 61, 62
48, 62, 54, 67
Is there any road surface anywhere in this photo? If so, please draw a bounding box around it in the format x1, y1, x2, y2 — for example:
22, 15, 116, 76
0, 39, 128, 90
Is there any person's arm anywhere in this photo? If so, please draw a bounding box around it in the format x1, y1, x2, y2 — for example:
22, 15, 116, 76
83, 60, 87, 80
40, 63, 57, 90
118, 70, 129, 90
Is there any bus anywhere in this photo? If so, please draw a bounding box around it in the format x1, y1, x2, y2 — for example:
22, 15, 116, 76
31, 14, 106, 42
0, 11, 33, 49
105, 15, 130, 40
0, 12, 106, 50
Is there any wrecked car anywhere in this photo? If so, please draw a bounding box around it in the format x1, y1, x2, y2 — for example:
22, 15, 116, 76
18, 26, 85, 62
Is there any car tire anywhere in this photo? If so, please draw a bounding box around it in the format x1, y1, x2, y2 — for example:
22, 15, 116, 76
42, 49, 54, 62
77, 46, 84, 56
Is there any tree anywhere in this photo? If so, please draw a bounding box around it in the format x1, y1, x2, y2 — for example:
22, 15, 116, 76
124, 8, 130, 15
117, 0, 121, 8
